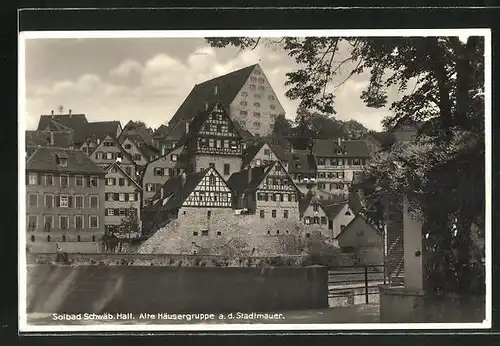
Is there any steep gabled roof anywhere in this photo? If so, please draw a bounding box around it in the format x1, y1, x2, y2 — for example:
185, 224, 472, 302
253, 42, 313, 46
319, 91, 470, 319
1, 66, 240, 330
37, 113, 88, 131
226, 163, 273, 196
299, 194, 327, 215
343, 140, 370, 158
322, 201, 349, 220
241, 142, 265, 168
89, 134, 136, 165
312, 138, 370, 158
153, 167, 227, 211
120, 121, 155, 146
335, 214, 382, 240
153, 124, 170, 138
26, 146, 105, 174
104, 161, 143, 189
26, 131, 74, 148
168, 64, 257, 126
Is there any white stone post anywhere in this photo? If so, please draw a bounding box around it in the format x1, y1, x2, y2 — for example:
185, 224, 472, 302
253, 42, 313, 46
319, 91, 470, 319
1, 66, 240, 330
403, 195, 424, 292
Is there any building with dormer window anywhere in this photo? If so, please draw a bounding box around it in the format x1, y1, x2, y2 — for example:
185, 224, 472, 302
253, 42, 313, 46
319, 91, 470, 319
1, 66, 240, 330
25, 147, 105, 253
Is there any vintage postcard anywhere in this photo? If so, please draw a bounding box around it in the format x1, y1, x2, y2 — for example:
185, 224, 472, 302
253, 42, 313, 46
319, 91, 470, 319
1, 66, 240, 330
18, 28, 491, 332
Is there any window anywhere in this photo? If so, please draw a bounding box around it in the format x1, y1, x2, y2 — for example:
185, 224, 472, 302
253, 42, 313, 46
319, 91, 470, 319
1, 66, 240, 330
240, 101, 247, 106
284, 210, 289, 218
106, 208, 114, 216
270, 104, 276, 110
75, 195, 83, 208
119, 178, 125, 186
201, 230, 209, 236
340, 225, 346, 230
28, 194, 38, 207
75, 215, 83, 229
129, 193, 135, 201
146, 183, 154, 192
217, 231, 222, 236
125, 167, 132, 176
241, 91, 248, 97
171, 154, 177, 161
318, 158, 326, 165
224, 164, 230, 175
250, 76, 257, 82
106, 178, 115, 186
254, 122, 261, 128
306, 233, 310, 238
253, 112, 261, 118
56, 154, 68, 167
258, 85, 265, 91
90, 195, 99, 209
45, 174, 53, 186
27, 173, 38, 185
124, 144, 132, 149
345, 210, 352, 216
321, 217, 327, 225
207, 210, 211, 219
305, 217, 311, 225
58, 195, 68, 208
61, 174, 69, 187
60, 216, 69, 230
240, 110, 248, 116
260, 210, 265, 218
356, 231, 364, 237
28, 215, 37, 231
249, 84, 256, 89
89, 215, 99, 228
44, 194, 53, 208
209, 174, 216, 185
193, 231, 198, 236
254, 102, 260, 107
89, 176, 98, 187
272, 210, 276, 218
313, 205, 319, 212
44, 215, 53, 232
119, 193, 125, 202
75, 176, 84, 187
82, 147, 88, 153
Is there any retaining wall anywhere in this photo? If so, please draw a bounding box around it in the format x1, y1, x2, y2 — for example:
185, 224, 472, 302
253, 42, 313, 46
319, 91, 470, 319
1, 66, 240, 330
27, 264, 328, 314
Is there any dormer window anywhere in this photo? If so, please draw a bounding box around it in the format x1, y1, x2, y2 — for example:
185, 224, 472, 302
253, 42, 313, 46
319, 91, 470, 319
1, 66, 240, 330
56, 152, 68, 167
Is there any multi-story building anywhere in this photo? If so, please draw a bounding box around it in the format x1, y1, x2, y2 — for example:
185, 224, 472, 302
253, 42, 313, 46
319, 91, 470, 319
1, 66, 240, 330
299, 195, 356, 240
227, 160, 301, 235
120, 136, 160, 168
141, 146, 184, 207
89, 134, 138, 179
180, 102, 246, 180
311, 138, 370, 195
103, 161, 142, 237
141, 166, 233, 238
166, 63, 284, 139
288, 150, 318, 194
25, 147, 105, 252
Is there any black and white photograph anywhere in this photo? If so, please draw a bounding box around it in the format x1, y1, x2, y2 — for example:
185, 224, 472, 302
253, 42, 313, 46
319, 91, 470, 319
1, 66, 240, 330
19, 29, 491, 332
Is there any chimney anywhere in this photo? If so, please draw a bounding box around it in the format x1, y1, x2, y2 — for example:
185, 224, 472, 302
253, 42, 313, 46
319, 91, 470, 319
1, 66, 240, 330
248, 167, 252, 183
214, 85, 218, 96
185, 121, 189, 134
205, 101, 209, 111
160, 187, 164, 199
181, 171, 187, 186
51, 110, 54, 119
50, 131, 54, 146
337, 137, 341, 147
69, 109, 72, 118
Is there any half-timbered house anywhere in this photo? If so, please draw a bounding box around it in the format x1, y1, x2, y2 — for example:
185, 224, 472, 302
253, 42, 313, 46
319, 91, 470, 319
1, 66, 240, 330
141, 166, 232, 237
89, 134, 139, 180
182, 101, 245, 179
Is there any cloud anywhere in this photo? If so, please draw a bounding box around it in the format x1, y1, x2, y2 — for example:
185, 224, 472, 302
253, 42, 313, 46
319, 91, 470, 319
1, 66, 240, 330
24, 41, 387, 131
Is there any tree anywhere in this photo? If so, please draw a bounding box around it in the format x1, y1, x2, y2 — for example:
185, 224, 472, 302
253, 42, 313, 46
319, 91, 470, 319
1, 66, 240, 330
272, 113, 292, 137
205, 36, 485, 294
57, 105, 64, 114
119, 206, 141, 239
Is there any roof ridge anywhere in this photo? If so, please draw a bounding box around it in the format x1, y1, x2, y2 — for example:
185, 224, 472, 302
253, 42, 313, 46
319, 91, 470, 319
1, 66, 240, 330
196, 64, 257, 86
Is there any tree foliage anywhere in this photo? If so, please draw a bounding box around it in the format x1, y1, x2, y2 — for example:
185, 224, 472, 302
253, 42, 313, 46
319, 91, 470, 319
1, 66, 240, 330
119, 206, 141, 238
206, 35, 486, 294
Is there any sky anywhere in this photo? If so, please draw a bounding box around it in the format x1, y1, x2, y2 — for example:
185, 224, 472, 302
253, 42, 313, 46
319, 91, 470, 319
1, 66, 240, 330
23, 37, 394, 132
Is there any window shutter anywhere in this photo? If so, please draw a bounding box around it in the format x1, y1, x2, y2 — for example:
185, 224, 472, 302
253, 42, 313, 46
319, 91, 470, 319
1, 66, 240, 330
55, 194, 60, 207
125, 194, 129, 202
114, 193, 119, 200
113, 178, 117, 185
36, 173, 40, 185
25, 174, 29, 185
114, 208, 120, 215
68, 196, 73, 208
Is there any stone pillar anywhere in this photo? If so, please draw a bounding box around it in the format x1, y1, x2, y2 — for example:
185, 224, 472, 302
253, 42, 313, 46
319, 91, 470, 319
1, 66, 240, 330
403, 195, 424, 292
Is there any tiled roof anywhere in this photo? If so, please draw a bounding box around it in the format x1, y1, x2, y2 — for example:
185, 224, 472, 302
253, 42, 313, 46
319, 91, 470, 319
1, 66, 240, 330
241, 143, 265, 168
139, 144, 161, 159
155, 168, 211, 211
26, 131, 74, 148
288, 152, 317, 174
335, 214, 382, 240
322, 201, 348, 220
168, 64, 257, 126
153, 124, 170, 137
26, 146, 105, 174
312, 139, 370, 158
120, 121, 155, 146
226, 163, 273, 196
37, 113, 88, 131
